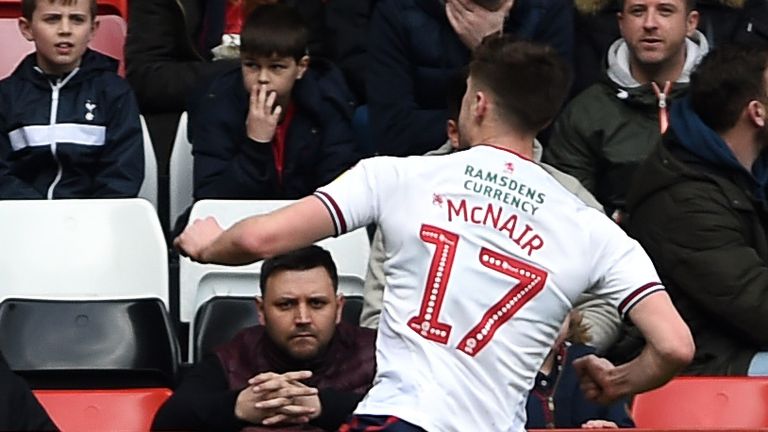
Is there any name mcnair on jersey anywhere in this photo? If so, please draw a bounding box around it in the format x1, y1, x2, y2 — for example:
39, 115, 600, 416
463, 164, 546, 216
445, 198, 544, 256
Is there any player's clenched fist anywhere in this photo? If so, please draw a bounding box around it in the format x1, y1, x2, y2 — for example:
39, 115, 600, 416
572, 354, 625, 405
246, 83, 282, 142
174, 216, 224, 263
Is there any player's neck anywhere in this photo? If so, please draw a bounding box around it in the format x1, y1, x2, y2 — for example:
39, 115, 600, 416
471, 131, 536, 159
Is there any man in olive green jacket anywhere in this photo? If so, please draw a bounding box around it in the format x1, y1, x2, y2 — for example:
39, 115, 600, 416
545, 0, 708, 222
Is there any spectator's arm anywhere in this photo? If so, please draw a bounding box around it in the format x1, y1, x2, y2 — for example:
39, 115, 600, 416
530, 0, 574, 63
152, 357, 247, 432
360, 228, 385, 328
0, 110, 44, 198
92, 85, 144, 197
0, 352, 58, 431
573, 293, 621, 354
542, 99, 599, 194
367, 0, 448, 156
310, 388, 366, 431
191, 91, 279, 200
632, 184, 768, 347
312, 72, 361, 186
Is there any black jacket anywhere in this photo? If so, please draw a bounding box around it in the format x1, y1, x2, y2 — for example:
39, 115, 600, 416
366, 0, 574, 157
0, 49, 143, 199
191, 59, 359, 200
627, 100, 768, 375
0, 351, 58, 431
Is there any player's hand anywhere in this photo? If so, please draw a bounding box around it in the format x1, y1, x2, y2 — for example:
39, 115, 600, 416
248, 371, 320, 425
581, 419, 619, 429
246, 84, 282, 142
445, 0, 514, 49
573, 354, 625, 405
173, 216, 224, 263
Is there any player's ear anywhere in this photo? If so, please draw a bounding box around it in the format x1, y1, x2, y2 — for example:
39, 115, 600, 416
475, 90, 489, 118
447, 119, 460, 149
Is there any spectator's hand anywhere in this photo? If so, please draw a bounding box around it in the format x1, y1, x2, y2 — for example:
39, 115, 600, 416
582, 419, 619, 429
573, 354, 624, 404
260, 380, 322, 425
445, 0, 514, 49
173, 216, 224, 262
245, 371, 320, 426
246, 84, 282, 142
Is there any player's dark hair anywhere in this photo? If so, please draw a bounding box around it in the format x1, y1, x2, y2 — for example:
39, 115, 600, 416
689, 45, 768, 133
260, 245, 338, 296
241, 3, 309, 61
469, 35, 571, 134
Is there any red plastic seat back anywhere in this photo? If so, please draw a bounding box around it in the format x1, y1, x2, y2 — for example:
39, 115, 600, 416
90, 14, 126, 76
632, 376, 768, 429
96, 0, 127, 18
33, 388, 171, 432
0, 0, 18, 18
0, 17, 33, 79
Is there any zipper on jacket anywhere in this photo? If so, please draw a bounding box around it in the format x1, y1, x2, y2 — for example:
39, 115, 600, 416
651, 80, 672, 134
44, 68, 79, 199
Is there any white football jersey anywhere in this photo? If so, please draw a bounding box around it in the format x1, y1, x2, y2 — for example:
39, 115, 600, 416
315, 145, 663, 432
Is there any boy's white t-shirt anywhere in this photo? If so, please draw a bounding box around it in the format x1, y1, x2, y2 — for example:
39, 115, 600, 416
314, 145, 663, 432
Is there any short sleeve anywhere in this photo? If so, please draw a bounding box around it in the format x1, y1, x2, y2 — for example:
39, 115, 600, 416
314, 157, 399, 236
587, 215, 665, 319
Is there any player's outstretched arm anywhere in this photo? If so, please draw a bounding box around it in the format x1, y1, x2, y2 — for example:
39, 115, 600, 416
175, 196, 336, 265
573, 290, 693, 404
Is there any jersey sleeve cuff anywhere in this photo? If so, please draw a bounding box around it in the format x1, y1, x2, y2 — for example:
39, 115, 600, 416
314, 191, 347, 236
618, 282, 665, 319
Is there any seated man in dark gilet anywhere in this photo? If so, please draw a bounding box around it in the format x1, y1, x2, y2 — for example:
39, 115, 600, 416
153, 245, 376, 431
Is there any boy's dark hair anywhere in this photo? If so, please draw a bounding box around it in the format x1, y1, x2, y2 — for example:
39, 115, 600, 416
260, 245, 338, 295
618, 0, 696, 13
690, 45, 768, 133
22, 0, 97, 20
469, 35, 571, 134
241, 3, 310, 61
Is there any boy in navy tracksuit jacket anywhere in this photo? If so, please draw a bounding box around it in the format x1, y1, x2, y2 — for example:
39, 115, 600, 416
0, 0, 143, 199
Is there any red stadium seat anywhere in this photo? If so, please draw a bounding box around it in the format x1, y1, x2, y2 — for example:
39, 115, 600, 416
632, 376, 768, 429
34, 388, 171, 432
96, 0, 127, 18
0, 17, 33, 79
0, 0, 18, 18
90, 14, 126, 76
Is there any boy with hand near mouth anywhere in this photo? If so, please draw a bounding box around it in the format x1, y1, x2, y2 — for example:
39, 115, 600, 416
190, 3, 359, 205
0, 0, 143, 199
